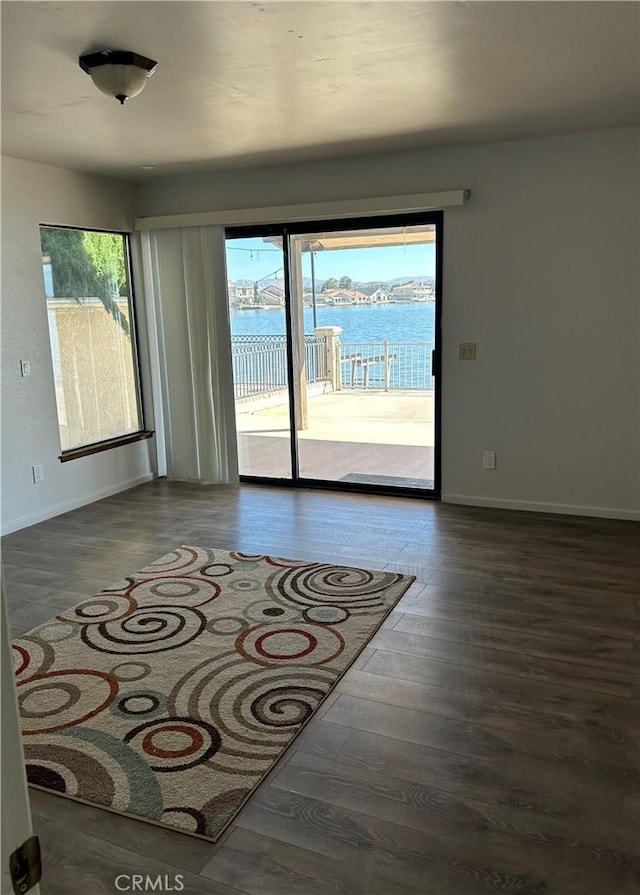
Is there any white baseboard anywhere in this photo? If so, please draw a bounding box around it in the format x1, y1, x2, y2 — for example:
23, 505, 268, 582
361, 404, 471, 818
0, 473, 156, 536
441, 493, 640, 521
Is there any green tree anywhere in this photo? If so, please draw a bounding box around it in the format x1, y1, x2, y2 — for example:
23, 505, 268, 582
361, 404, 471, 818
40, 228, 97, 299
40, 227, 129, 335
322, 277, 338, 291
339, 275, 353, 290
83, 231, 129, 335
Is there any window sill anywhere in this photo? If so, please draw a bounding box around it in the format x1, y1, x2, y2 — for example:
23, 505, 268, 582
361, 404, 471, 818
59, 431, 154, 463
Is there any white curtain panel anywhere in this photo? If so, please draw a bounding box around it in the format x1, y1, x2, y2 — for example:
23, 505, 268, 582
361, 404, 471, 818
143, 226, 239, 484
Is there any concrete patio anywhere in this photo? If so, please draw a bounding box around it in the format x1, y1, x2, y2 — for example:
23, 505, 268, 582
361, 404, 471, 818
235, 390, 435, 486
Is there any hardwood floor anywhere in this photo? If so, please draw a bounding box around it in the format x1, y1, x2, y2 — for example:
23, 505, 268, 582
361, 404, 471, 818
3, 480, 638, 895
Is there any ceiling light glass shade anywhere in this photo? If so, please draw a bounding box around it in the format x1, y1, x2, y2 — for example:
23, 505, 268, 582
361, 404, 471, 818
79, 50, 157, 105
90, 64, 149, 101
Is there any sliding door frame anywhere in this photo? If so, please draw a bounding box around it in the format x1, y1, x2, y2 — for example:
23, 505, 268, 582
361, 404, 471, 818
226, 209, 443, 499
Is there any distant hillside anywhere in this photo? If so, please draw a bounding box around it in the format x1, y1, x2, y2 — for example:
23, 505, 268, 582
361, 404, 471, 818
232, 275, 434, 289
349, 277, 434, 288
386, 276, 435, 285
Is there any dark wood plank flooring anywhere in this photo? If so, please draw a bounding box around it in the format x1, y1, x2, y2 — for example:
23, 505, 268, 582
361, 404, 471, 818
3, 480, 638, 895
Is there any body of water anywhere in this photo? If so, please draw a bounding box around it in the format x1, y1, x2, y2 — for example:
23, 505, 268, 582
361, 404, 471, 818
230, 302, 436, 345
230, 302, 436, 390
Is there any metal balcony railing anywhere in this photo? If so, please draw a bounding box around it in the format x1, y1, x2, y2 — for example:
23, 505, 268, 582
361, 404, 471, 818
230, 335, 433, 398
231, 335, 328, 399
339, 341, 434, 390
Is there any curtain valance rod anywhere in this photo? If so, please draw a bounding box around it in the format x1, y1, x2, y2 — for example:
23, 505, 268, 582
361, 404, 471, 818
135, 189, 470, 231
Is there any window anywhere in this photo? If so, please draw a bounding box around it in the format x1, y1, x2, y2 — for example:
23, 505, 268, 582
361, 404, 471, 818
39, 225, 146, 457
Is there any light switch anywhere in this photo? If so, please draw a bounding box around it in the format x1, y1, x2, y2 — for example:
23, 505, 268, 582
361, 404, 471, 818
483, 451, 496, 470
20, 359, 31, 377
459, 343, 476, 360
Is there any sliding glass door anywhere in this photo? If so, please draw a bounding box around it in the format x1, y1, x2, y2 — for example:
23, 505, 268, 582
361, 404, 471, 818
224, 235, 292, 479
225, 212, 441, 496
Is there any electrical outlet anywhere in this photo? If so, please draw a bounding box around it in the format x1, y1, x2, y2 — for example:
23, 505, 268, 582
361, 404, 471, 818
20, 359, 31, 377
32, 464, 44, 484
483, 451, 496, 470
459, 342, 476, 360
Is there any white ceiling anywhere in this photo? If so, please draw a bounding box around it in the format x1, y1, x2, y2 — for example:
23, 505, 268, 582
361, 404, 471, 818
1, 1, 638, 181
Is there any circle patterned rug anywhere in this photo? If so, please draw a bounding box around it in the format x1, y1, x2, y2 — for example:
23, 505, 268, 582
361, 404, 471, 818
12, 546, 415, 841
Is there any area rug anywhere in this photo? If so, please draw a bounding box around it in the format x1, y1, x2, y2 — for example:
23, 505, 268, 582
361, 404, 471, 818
12, 546, 414, 841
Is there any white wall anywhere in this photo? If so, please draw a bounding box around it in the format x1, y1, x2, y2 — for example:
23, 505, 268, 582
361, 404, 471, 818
137, 127, 640, 519
1, 157, 156, 534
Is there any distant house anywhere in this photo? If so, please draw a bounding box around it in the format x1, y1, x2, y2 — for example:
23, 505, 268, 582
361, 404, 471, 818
228, 282, 254, 305
391, 281, 418, 301
345, 289, 370, 304
360, 286, 389, 303
320, 289, 352, 305
258, 283, 285, 306
413, 283, 435, 301
320, 288, 370, 305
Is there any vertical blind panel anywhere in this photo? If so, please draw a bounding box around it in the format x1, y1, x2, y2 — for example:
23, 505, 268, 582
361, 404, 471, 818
149, 226, 238, 484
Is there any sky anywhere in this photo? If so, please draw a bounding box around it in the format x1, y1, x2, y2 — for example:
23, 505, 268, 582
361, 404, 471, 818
225, 236, 436, 284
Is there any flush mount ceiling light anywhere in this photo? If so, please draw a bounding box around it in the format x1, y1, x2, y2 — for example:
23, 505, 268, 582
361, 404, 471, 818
79, 50, 157, 105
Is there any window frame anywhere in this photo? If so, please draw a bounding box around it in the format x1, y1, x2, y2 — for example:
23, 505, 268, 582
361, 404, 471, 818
39, 223, 153, 461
